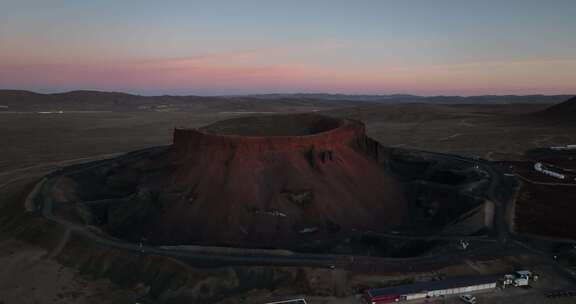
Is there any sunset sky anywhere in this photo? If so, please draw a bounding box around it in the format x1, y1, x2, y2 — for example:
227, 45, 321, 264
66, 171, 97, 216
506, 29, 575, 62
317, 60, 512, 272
1, 0, 576, 96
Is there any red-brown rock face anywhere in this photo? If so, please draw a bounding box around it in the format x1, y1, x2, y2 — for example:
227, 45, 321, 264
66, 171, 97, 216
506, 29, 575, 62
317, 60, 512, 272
137, 114, 407, 248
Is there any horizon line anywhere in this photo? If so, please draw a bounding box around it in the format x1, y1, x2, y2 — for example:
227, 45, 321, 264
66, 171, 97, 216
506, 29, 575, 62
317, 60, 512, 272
1, 88, 574, 99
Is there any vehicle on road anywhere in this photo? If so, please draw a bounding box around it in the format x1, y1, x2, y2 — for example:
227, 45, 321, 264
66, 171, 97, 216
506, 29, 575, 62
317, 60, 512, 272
459, 294, 477, 304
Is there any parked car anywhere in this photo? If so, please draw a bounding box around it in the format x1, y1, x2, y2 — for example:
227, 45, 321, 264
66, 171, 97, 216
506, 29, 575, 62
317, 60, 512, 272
459, 294, 477, 304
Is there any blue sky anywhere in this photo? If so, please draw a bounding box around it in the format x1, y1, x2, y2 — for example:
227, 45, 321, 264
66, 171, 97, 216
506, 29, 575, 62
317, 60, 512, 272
1, 0, 575, 95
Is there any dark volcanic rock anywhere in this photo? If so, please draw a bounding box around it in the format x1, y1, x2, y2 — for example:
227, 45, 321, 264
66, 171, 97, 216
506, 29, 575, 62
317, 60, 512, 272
107, 189, 158, 240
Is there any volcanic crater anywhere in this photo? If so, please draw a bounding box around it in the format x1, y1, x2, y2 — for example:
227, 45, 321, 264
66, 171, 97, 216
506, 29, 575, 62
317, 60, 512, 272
43, 113, 491, 254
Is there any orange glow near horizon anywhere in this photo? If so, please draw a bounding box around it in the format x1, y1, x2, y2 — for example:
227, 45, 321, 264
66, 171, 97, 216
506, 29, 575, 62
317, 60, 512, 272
2, 1, 576, 95
2, 55, 576, 95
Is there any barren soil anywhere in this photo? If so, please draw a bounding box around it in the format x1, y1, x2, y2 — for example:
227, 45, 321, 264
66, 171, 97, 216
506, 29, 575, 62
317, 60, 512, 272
2, 101, 576, 303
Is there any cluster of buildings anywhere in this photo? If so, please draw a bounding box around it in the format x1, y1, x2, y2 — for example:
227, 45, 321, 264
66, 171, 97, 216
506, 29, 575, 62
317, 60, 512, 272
363, 271, 537, 304
264, 271, 539, 304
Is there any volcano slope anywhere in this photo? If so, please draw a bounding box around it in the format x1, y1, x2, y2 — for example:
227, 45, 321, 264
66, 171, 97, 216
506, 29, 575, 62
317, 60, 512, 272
535, 95, 576, 122
48, 114, 409, 250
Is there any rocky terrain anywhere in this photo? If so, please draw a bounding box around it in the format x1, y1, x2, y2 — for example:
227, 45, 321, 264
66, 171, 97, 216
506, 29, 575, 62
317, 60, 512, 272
2, 91, 576, 303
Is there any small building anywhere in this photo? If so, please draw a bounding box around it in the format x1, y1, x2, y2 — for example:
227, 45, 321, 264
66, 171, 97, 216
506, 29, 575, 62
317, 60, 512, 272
363, 275, 499, 303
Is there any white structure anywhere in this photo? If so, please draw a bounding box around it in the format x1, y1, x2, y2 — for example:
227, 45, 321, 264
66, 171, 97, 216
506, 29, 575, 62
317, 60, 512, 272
534, 162, 566, 180
37, 110, 64, 114
299, 227, 318, 234
364, 275, 499, 303
502, 274, 515, 287
513, 277, 529, 287
550, 145, 576, 150
424, 282, 496, 298
512, 270, 537, 287
516, 270, 533, 278
502, 270, 536, 288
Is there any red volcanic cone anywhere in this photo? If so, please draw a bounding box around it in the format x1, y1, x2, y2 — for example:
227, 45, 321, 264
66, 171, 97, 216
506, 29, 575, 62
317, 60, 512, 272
135, 114, 406, 248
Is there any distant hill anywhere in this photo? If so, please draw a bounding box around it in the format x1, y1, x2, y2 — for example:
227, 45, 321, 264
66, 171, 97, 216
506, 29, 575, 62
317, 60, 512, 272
0, 90, 362, 112
536, 96, 576, 118
0, 90, 212, 111
244, 93, 572, 105
0, 89, 572, 112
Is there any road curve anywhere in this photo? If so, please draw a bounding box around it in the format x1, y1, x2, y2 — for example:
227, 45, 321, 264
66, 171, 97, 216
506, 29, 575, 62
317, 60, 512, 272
24, 147, 527, 271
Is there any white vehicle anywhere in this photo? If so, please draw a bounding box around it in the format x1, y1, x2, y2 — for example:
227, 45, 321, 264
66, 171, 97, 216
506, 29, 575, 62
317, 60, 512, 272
515, 270, 533, 279
502, 270, 537, 288
459, 294, 477, 304
512, 270, 535, 287
501, 274, 515, 287
513, 277, 529, 287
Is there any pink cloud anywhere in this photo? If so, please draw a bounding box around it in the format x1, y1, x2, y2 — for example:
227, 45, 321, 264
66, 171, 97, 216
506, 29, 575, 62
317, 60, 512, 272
0, 59, 336, 91
1, 52, 576, 95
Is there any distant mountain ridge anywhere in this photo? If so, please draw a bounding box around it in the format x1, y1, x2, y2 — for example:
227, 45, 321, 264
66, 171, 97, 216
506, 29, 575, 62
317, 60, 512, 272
0, 89, 573, 111
536, 96, 576, 118
0, 90, 220, 111
0, 89, 363, 112
245, 93, 573, 104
